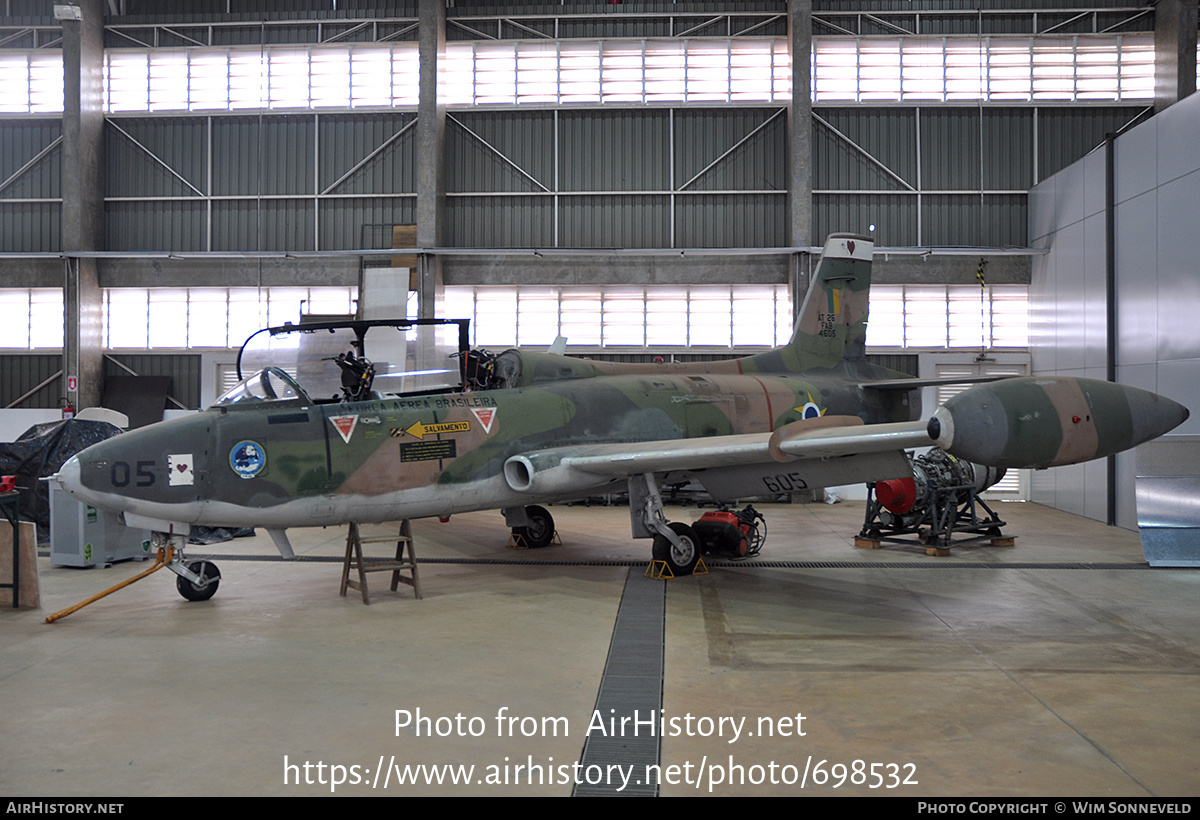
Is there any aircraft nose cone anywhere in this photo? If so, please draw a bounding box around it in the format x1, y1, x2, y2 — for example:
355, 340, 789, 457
1125, 386, 1190, 442
55, 455, 82, 495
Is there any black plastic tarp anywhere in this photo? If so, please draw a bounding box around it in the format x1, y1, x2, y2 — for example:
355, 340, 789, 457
0, 418, 123, 539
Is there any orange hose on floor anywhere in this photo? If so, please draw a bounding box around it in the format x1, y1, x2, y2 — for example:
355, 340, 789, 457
44, 545, 174, 624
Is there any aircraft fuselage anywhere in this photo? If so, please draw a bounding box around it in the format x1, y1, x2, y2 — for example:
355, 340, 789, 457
58, 369, 915, 531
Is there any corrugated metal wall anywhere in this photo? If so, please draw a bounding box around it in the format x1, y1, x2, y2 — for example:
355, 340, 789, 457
815, 109, 916, 191
0, 121, 62, 253
0, 354, 198, 411
0, 350, 199, 410
815, 193, 917, 247
0, 3, 1158, 256
0, 354, 61, 410
0, 103, 1145, 253
448, 111, 554, 195
445, 107, 786, 248
810, 105, 1147, 247
813, 0, 1153, 36
103, 354, 202, 410
94, 113, 417, 252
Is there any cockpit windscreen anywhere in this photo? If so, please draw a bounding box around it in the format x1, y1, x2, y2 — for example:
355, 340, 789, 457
233, 320, 468, 405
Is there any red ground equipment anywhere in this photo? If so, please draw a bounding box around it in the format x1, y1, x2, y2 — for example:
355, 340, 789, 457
692, 504, 766, 559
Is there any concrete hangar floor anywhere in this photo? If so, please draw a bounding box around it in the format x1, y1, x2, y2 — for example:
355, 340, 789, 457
2, 499, 1198, 797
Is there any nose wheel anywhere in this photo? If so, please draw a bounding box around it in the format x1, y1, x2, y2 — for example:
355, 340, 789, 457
157, 533, 222, 602
175, 560, 221, 602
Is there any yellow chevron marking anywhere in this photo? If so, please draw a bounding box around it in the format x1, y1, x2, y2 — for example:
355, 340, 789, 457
405, 420, 471, 440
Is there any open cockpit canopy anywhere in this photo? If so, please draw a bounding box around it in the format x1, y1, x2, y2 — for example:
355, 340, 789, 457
215, 319, 470, 408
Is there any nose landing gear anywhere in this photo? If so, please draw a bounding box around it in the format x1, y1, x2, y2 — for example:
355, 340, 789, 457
159, 533, 221, 602
174, 559, 221, 602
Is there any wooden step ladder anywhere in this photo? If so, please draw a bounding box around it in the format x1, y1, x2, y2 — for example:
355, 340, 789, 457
340, 520, 423, 604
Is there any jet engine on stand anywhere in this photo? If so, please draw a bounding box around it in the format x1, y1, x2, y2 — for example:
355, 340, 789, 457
857, 448, 1012, 554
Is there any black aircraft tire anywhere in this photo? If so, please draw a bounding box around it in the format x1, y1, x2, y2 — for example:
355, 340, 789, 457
177, 560, 221, 602
652, 523, 701, 576
514, 505, 555, 549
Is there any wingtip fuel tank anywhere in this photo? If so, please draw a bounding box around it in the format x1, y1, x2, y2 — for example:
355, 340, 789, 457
928, 376, 1189, 470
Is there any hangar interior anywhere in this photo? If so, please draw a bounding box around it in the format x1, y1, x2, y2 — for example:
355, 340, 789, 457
2, 0, 1199, 797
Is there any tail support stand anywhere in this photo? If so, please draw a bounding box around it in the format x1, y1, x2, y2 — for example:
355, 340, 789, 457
340, 520, 423, 604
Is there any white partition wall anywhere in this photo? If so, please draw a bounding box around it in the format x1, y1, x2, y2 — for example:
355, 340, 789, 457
1028, 91, 1200, 528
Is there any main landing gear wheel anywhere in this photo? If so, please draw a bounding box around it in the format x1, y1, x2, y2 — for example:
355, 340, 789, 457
176, 560, 221, 602
514, 504, 555, 549
652, 522, 701, 576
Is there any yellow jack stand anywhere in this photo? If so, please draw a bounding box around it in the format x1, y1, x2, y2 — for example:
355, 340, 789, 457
505, 530, 562, 549
645, 556, 708, 579
645, 560, 674, 579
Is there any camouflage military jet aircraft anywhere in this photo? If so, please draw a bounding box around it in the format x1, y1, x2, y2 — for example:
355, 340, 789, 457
54, 234, 1189, 600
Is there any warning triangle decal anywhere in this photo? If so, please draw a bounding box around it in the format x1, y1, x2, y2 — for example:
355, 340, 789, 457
471, 407, 496, 434
329, 414, 358, 444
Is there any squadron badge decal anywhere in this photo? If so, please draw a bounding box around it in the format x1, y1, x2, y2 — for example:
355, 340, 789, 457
229, 440, 266, 480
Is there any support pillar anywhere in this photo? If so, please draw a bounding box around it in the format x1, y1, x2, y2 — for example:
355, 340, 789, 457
788, 0, 814, 322
1154, 0, 1198, 114
415, 0, 446, 319
61, 0, 105, 410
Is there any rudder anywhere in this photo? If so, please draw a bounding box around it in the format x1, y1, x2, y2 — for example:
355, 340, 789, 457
783, 233, 874, 371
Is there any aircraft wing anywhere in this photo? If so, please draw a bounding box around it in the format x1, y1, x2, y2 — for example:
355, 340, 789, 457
502, 417, 934, 498
503, 375, 1191, 499
860, 374, 1013, 391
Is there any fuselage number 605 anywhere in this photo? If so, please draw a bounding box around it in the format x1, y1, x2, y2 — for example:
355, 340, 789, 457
762, 471, 808, 493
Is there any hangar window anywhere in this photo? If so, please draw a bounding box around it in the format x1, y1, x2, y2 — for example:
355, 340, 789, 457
442, 284, 793, 350
866, 285, 1028, 349
1, 284, 1026, 353
100, 286, 358, 349
0, 52, 63, 113
0, 34, 1164, 115
0, 289, 63, 349
103, 45, 418, 113
815, 34, 1155, 103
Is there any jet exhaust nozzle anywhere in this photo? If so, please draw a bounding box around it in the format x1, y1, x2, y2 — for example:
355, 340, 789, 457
502, 453, 610, 496
503, 456, 535, 492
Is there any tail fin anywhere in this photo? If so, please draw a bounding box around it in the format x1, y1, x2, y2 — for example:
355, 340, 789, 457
793, 232, 874, 366
743, 233, 874, 374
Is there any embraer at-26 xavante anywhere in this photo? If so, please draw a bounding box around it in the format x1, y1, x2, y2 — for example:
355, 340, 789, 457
53, 234, 1188, 600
